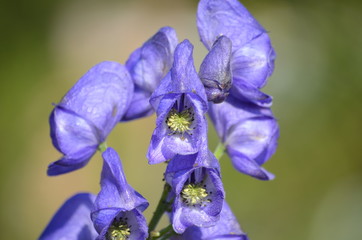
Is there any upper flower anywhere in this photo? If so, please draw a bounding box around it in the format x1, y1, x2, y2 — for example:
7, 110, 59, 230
48, 61, 133, 176
171, 201, 249, 240
39, 193, 98, 240
209, 95, 279, 180
197, 0, 276, 106
122, 26, 178, 121
91, 147, 149, 240
147, 39, 208, 164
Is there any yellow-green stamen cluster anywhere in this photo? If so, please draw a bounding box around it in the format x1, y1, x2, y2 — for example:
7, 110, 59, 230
181, 183, 209, 206
166, 108, 194, 134
107, 219, 131, 240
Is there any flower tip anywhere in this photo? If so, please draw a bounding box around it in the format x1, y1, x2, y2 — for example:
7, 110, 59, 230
205, 87, 230, 103
46, 161, 83, 176
46, 150, 95, 176
175, 39, 195, 57
261, 170, 275, 181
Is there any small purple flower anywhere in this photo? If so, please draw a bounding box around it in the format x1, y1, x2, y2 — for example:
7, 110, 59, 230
91, 147, 148, 240
123, 26, 178, 121
209, 95, 279, 180
171, 201, 249, 240
165, 148, 224, 234
147, 40, 208, 164
48, 61, 133, 176
39, 193, 98, 240
197, 0, 275, 107
199, 35, 232, 103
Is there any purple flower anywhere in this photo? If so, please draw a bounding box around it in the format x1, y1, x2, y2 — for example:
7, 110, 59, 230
91, 147, 149, 240
123, 26, 178, 121
48, 61, 133, 176
209, 95, 279, 180
197, 0, 275, 107
165, 148, 224, 234
39, 193, 98, 240
171, 201, 249, 240
147, 40, 208, 164
199, 35, 232, 103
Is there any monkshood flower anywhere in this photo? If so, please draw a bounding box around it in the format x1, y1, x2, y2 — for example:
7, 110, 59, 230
123, 26, 178, 121
39, 193, 98, 240
197, 0, 276, 107
91, 147, 149, 240
199, 35, 232, 104
171, 201, 249, 240
165, 146, 224, 234
209, 95, 279, 180
48, 61, 133, 176
147, 39, 208, 164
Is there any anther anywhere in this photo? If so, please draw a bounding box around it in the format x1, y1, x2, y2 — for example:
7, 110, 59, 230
181, 183, 209, 206
166, 108, 194, 134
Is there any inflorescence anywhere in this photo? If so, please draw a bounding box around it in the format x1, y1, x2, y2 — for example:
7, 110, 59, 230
40, 0, 279, 239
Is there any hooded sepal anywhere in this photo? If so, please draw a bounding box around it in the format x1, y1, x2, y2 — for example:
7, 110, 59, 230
197, 0, 276, 105
91, 147, 149, 239
197, 0, 265, 52
94, 147, 148, 214
199, 35, 232, 103
150, 39, 207, 110
48, 61, 133, 175
123, 26, 178, 121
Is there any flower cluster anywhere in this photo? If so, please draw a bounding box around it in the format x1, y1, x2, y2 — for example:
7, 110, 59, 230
40, 0, 278, 239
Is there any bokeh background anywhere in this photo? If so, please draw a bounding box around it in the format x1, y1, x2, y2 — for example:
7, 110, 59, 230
1, 0, 362, 239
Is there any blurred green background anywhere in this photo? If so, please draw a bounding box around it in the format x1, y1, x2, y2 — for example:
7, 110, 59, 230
1, 0, 362, 239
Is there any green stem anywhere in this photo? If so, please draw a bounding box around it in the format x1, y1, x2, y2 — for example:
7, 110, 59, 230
98, 142, 108, 152
213, 142, 225, 160
158, 228, 176, 240
149, 224, 176, 240
158, 224, 173, 236
147, 183, 172, 239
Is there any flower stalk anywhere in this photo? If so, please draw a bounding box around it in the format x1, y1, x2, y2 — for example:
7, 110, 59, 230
98, 142, 108, 153
147, 183, 173, 238
213, 142, 226, 160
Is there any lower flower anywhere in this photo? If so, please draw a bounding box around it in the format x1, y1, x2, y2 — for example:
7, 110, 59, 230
39, 193, 98, 240
91, 147, 149, 240
171, 200, 249, 240
166, 152, 225, 234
